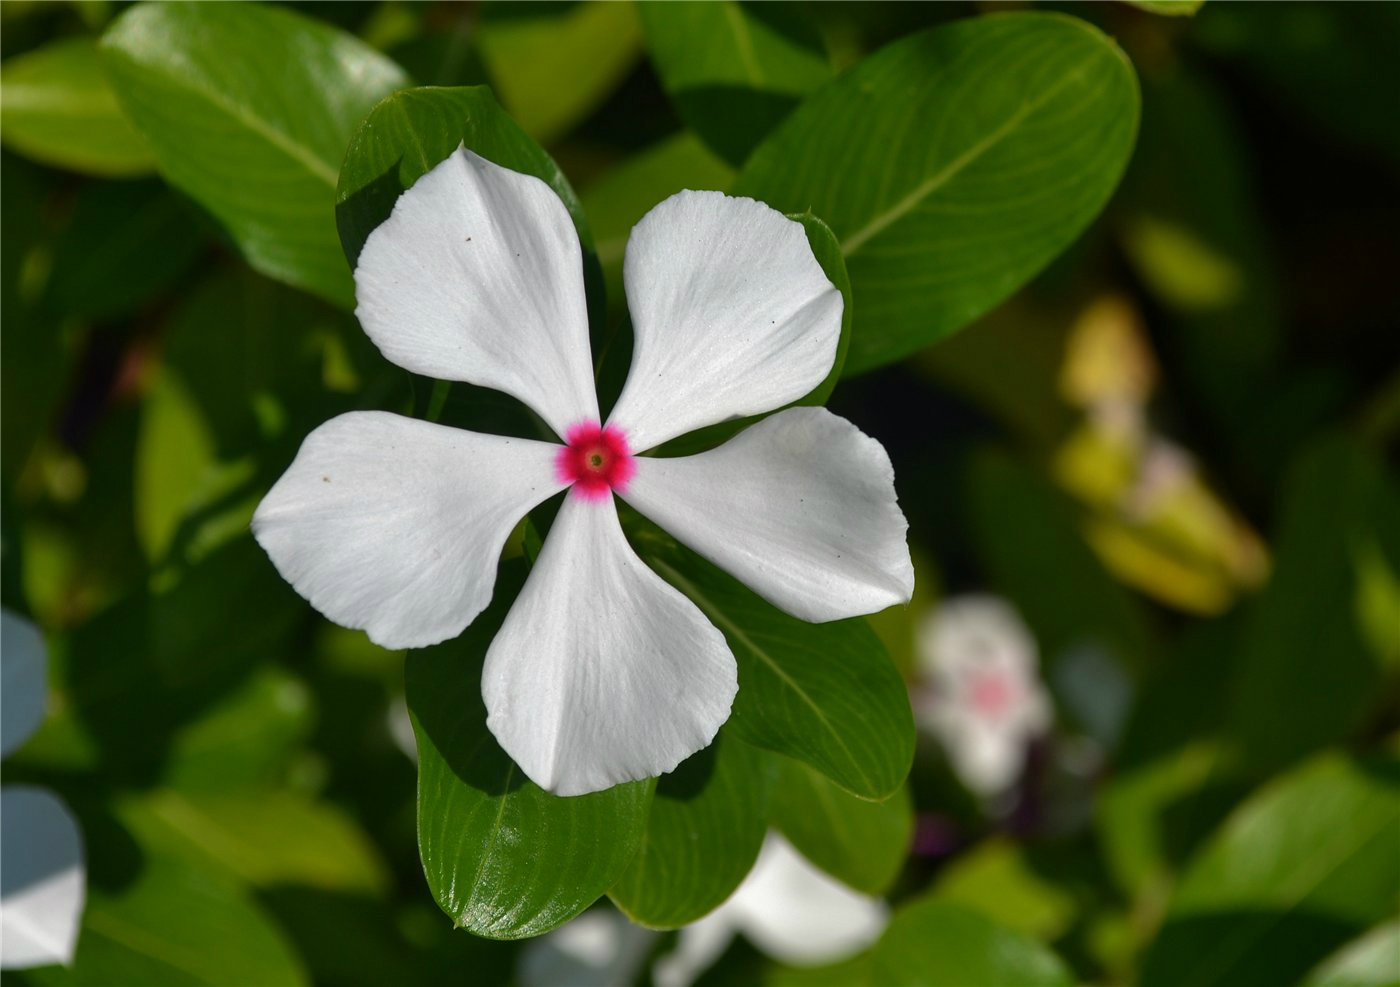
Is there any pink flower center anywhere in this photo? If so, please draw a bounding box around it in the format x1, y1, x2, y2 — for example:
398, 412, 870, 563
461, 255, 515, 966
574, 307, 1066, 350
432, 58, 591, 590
968, 669, 1016, 719
556, 423, 635, 501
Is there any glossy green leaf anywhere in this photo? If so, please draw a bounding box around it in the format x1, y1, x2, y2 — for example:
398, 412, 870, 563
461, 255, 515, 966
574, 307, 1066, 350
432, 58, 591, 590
870, 900, 1074, 987
1140, 754, 1400, 987
406, 562, 653, 939
0, 36, 155, 176
100, 2, 409, 307
770, 756, 911, 895
477, 0, 642, 144
70, 854, 308, 986
335, 85, 594, 270
631, 531, 914, 801
734, 13, 1139, 373
609, 730, 775, 929
638, 0, 830, 165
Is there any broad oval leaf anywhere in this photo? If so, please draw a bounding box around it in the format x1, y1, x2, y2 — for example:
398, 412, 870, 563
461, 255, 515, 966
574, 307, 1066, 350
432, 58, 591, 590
100, 2, 409, 308
734, 13, 1139, 373
407, 562, 653, 939
632, 532, 914, 801
871, 899, 1073, 987
0, 36, 155, 177
609, 730, 775, 929
770, 756, 912, 895
1140, 754, 1400, 987
335, 85, 594, 269
639, 0, 830, 166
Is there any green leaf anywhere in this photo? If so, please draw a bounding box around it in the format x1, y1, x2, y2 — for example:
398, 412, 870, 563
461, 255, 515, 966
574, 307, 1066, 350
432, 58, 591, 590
477, 0, 642, 144
870, 900, 1074, 987
1140, 754, 1400, 987
770, 756, 911, 895
1302, 920, 1400, 987
1124, 0, 1205, 15
117, 790, 390, 895
609, 730, 775, 929
1225, 438, 1396, 776
0, 36, 155, 176
733, 12, 1139, 373
631, 531, 914, 801
100, 1, 409, 307
638, 0, 830, 165
929, 840, 1078, 941
70, 853, 308, 986
335, 85, 594, 270
43, 179, 206, 321
406, 562, 653, 939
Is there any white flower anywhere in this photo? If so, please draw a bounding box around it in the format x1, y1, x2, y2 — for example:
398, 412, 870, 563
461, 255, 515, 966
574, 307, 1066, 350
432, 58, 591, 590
914, 596, 1052, 798
253, 148, 913, 796
518, 907, 656, 987
654, 832, 889, 987
1, 610, 86, 970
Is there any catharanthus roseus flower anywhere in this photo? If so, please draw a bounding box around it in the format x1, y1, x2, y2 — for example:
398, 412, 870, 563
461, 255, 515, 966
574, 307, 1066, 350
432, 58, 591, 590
913, 596, 1052, 799
254, 148, 914, 796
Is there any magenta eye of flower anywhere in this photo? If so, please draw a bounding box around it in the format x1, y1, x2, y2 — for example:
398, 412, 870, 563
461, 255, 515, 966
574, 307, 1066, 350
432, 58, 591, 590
557, 423, 635, 500
968, 669, 1016, 718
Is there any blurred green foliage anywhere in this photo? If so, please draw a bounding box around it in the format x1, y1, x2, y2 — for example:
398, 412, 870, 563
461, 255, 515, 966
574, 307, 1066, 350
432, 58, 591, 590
2, 1, 1397, 985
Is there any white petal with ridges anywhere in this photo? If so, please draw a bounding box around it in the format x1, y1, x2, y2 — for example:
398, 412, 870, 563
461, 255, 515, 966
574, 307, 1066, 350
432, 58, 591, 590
354, 147, 598, 440
253, 412, 564, 650
1, 611, 46, 758
607, 190, 843, 452
483, 495, 738, 796
622, 408, 914, 622
1, 786, 85, 969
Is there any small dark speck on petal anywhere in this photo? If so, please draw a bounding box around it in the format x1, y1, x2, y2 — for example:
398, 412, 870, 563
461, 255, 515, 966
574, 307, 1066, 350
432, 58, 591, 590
465, 237, 472, 241
322, 476, 331, 483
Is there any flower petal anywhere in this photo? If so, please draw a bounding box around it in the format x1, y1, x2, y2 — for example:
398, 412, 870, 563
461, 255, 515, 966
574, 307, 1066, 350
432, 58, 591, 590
727, 832, 888, 967
483, 495, 738, 796
1, 611, 46, 758
606, 190, 843, 451
253, 411, 565, 650
0, 786, 85, 970
622, 408, 914, 622
354, 147, 598, 440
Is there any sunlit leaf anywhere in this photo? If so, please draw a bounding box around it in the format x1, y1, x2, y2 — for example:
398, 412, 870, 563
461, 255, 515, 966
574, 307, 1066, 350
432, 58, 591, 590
0, 36, 154, 176
734, 13, 1139, 373
100, 2, 408, 307
1140, 754, 1400, 987
870, 899, 1073, 986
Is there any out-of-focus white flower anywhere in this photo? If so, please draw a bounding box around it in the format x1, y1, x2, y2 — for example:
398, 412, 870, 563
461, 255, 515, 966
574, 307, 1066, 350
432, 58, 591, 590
654, 832, 889, 987
913, 596, 1052, 799
518, 907, 657, 987
253, 148, 914, 797
1, 610, 85, 970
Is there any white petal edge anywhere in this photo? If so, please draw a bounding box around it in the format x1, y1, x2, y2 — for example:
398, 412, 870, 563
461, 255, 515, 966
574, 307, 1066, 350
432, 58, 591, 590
656, 831, 888, 984
483, 494, 738, 796
606, 190, 843, 452
253, 412, 565, 650
354, 147, 598, 440
1, 611, 46, 759
622, 407, 914, 622
1, 786, 85, 970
